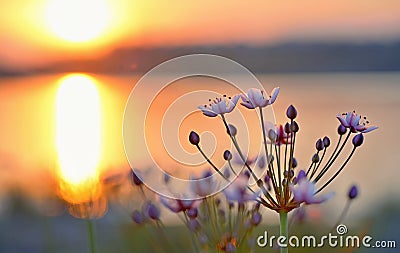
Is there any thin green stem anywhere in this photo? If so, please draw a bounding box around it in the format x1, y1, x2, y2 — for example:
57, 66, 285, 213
86, 219, 96, 253
316, 147, 357, 194
315, 132, 350, 183
280, 211, 288, 253
221, 114, 278, 207
195, 144, 228, 181
330, 200, 352, 233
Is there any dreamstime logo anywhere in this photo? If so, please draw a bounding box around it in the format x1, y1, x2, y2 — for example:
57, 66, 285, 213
122, 54, 276, 200
257, 224, 397, 249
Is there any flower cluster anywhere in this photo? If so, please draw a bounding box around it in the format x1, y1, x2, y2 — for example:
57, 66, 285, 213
194, 88, 376, 214
131, 87, 376, 253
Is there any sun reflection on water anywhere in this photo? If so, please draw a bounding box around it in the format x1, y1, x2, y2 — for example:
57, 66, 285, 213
55, 73, 103, 205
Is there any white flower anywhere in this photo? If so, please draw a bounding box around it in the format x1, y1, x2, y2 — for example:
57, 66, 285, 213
223, 174, 259, 204
198, 95, 240, 117
336, 111, 378, 133
290, 170, 334, 205
190, 170, 218, 197
240, 87, 279, 109
159, 196, 201, 213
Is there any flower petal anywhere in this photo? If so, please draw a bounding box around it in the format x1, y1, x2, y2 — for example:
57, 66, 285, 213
337, 114, 350, 127
269, 87, 280, 104
226, 95, 240, 113
361, 125, 378, 133
198, 105, 218, 117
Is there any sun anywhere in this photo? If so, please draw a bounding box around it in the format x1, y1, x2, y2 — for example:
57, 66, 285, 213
45, 0, 111, 42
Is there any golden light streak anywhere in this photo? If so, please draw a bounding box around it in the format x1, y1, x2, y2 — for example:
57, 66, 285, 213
55, 73, 102, 204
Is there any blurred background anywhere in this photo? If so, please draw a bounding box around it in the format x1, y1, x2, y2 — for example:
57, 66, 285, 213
0, 0, 399, 252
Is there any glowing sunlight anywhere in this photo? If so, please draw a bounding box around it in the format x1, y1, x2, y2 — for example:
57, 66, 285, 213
56, 74, 102, 203
45, 0, 111, 42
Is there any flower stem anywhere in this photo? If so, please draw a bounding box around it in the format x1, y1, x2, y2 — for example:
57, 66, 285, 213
280, 211, 289, 253
86, 219, 96, 253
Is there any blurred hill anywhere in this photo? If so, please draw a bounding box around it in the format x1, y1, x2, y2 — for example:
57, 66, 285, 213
2, 42, 400, 75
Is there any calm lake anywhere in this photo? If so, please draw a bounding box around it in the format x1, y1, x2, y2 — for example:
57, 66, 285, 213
0, 72, 399, 221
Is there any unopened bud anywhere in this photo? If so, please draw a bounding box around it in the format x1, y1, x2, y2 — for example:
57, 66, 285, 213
316, 139, 324, 151
257, 156, 266, 169
130, 170, 143, 186
338, 125, 347, 135
352, 133, 364, 147
147, 203, 160, 220
250, 212, 262, 226
291, 121, 299, 133
312, 153, 320, 163
164, 173, 170, 184
286, 105, 297, 119
323, 136, 330, 147
284, 122, 291, 134
131, 210, 144, 224
268, 129, 277, 142
223, 150, 232, 161
290, 157, 298, 168
348, 185, 358, 199
189, 131, 200, 145
228, 124, 237, 136
187, 208, 198, 219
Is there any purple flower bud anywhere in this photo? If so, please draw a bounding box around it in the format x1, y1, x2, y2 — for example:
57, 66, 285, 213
297, 170, 306, 182
338, 125, 347, 135
263, 175, 271, 189
223, 167, 231, 178
226, 242, 236, 253
268, 129, 277, 141
284, 122, 291, 134
348, 185, 358, 199
312, 153, 320, 163
251, 212, 262, 226
243, 170, 250, 178
164, 173, 170, 184
352, 133, 364, 147
223, 150, 232, 161
188, 219, 200, 232
323, 136, 330, 147
286, 105, 297, 119
316, 139, 324, 151
257, 156, 265, 169
130, 170, 143, 186
291, 121, 299, 133
131, 210, 144, 224
228, 124, 237, 136
187, 208, 198, 219
189, 131, 200, 145
290, 157, 298, 168
147, 203, 160, 220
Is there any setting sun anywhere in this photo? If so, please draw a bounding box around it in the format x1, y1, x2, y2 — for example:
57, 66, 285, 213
45, 0, 111, 42
56, 74, 102, 203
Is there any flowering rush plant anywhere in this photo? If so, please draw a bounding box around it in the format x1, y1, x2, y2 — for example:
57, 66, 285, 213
131, 87, 377, 253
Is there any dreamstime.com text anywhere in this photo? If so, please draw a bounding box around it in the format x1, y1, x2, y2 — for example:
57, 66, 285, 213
257, 224, 396, 249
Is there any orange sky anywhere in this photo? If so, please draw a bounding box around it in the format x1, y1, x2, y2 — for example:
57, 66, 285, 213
1, 0, 400, 70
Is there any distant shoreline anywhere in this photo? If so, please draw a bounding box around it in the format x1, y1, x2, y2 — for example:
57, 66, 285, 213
2, 42, 400, 76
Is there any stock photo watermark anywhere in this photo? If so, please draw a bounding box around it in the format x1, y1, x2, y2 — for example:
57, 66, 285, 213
257, 224, 396, 249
